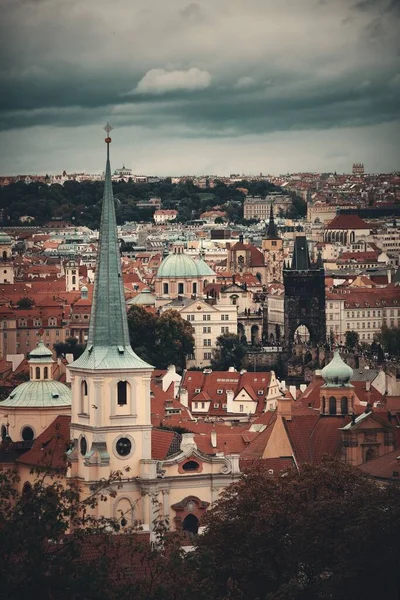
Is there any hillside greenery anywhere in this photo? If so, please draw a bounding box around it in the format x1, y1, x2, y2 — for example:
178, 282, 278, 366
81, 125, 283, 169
0, 178, 306, 229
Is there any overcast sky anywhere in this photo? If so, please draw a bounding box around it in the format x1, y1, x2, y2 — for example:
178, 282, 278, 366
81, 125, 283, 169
1, 0, 399, 175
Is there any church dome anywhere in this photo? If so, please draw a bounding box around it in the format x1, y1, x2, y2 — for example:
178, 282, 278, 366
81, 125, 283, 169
195, 258, 215, 277
128, 288, 156, 306
321, 350, 353, 387
0, 380, 71, 408
0, 232, 12, 245
157, 253, 199, 278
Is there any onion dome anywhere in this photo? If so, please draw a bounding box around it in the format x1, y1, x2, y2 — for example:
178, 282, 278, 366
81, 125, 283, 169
128, 288, 156, 306
321, 350, 353, 387
157, 253, 199, 278
0, 231, 12, 245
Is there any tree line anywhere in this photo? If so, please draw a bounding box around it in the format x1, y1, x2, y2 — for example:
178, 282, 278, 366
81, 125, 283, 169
0, 178, 306, 229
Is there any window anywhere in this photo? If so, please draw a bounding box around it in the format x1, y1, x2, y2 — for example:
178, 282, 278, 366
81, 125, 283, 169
116, 437, 132, 457
203, 326, 211, 333
194, 402, 198, 409
217, 389, 223, 395
203, 352, 212, 360
182, 460, 199, 472
192, 282, 197, 294
341, 397, 348, 414
80, 436, 87, 456
239, 404, 244, 412
72, 275, 76, 285
329, 397, 337, 415
187, 314, 195, 321
178, 283, 184, 294
221, 326, 229, 333
257, 390, 263, 395
204, 339, 211, 346
203, 314, 211, 321
22, 426, 34, 441
163, 282, 169, 294
201, 402, 205, 409
35, 367, 40, 379
44, 367, 48, 379
214, 403, 219, 408
117, 381, 128, 406
222, 403, 227, 408
221, 314, 229, 321
195, 388, 201, 393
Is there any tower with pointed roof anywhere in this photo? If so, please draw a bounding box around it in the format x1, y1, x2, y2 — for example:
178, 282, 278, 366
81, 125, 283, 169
262, 204, 283, 283
67, 127, 154, 520
283, 235, 326, 347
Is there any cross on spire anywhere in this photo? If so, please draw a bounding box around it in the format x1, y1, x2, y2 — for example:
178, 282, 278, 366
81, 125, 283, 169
103, 122, 113, 137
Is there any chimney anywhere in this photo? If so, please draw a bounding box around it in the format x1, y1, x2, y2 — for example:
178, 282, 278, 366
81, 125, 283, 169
277, 395, 292, 420
180, 387, 188, 408
387, 269, 392, 284
366, 381, 371, 392
211, 429, 217, 448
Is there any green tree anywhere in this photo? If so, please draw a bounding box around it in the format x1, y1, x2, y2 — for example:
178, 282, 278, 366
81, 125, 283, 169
15, 297, 34, 309
54, 336, 85, 360
127, 305, 158, 364
155, 310, 195, 370
211, 333, 247, 371
378, 324, 400, 357
345, 329, 359, 349
194, 457, 400, 600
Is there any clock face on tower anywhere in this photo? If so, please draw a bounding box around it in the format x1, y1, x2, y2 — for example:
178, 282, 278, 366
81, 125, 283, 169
115, 437, 132, 457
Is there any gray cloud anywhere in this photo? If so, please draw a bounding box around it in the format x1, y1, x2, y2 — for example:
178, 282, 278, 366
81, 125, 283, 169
0, 0, 399, 173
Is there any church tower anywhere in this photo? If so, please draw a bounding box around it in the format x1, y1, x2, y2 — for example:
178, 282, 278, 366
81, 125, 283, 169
0, 232, 14, 284
283, 236, 326, 347
65, 260, 79, 292
67, 125, 154, 521
262, 205, 283, 283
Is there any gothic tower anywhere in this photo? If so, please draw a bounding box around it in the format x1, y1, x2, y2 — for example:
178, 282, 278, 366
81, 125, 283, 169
262, 204, 284, 283
67, 126, 154, 523
65, 260, 79, 292
283, 236, 326, 347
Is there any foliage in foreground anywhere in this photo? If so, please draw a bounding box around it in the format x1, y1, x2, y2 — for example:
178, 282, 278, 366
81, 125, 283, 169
1, 457, 399, 599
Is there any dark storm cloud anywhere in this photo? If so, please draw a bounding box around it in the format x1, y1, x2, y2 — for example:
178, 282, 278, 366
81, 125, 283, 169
0, 0, 399, 165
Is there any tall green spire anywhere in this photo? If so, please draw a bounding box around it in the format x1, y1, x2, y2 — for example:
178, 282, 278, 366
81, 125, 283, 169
70, 125, 152, 371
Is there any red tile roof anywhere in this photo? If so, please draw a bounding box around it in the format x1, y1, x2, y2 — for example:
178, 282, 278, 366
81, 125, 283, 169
326, 214, 371, 230
17, 415, 70, 471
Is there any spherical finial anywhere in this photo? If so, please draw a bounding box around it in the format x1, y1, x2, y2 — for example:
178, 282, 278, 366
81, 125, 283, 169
103, 122, 113, 144
105, 137, 112, 144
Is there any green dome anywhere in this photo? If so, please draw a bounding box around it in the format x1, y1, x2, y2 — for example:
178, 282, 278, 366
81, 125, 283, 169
195, 258, 215, 277
157, 253, 199, 278
128, 288, 156, 306
28, 340, 54, 363
321, 350, 353, 387
0, 231, 12, 245
0, 380, 71, 408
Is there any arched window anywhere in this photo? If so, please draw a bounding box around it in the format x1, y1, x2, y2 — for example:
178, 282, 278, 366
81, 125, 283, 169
163, 282, 169, 294
72, 275, 76, 285
117, 381, 128, 406
1, 424, 6, 440
340, 396, 348, 415
230, 295, 238, 306
192, 282, 197, 294
2, 251, 7, 260
365, 448, 376, 462
322, 396, 326, 414
22, 426, 34, 441
80, 380, 88, 414
329, 396, 337, 415
35, 367, 40, 380
178, 282, 184, 294
44, 367, 48, 380
183, 514, 199, 537
22, 481, 32, 498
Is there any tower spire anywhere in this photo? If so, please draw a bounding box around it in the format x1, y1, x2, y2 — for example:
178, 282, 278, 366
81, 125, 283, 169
70, 125, 151, 370
265, 203, 279, 240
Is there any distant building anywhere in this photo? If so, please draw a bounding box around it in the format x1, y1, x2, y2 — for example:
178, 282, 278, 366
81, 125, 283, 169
352, 163, 364, 176
153, 209, 178, 225
243, 194, 291, 220
113, 165, 132, 178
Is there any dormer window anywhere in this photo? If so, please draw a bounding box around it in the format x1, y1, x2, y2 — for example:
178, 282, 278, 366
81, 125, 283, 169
217, 389, 223, 394
182, 460, 199, 472
257, 390, 264, 395
195, 388, 201, 393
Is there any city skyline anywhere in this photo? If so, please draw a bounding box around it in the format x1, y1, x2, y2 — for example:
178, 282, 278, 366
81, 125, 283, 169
1, 0, 399, 175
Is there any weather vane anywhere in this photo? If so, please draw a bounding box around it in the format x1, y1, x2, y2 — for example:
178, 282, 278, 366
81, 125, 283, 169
103, 122, 113, 143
